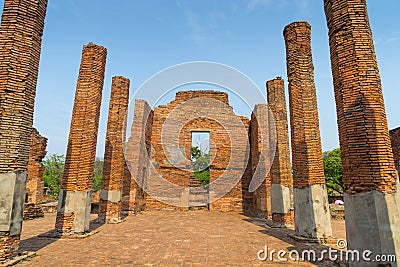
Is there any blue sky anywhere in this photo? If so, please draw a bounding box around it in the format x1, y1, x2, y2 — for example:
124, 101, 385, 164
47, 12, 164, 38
1, 0, 399, 158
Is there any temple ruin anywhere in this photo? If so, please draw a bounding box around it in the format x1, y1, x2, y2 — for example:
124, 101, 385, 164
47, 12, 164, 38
0, 0, 399, 265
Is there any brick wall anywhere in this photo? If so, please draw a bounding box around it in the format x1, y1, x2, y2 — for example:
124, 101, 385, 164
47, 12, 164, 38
284, 22, 325, 188
56, 43, 107, 232
0, 0, 48, 260
390, 128, 400, 174
324, 0, 397, 194
26, 128, 47, 205
123, 100, 153, 212
132, 91, 251, 211
99, 76, 130, 222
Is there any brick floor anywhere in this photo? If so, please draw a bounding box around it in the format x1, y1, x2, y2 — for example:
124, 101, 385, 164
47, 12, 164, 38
18, 212, 346, 266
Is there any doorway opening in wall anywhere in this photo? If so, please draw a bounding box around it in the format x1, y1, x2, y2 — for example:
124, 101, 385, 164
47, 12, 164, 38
191, 132, 210, 186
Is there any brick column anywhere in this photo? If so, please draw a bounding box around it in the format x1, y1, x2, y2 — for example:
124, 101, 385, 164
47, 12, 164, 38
55, 43, 107, 235
250, 104, 272, 218
98, 76, 130, 223
390, 128, 400, 174
284, 22, 332, 240
0, 0, 48, 261
266, 78, 294, 227
25, 128, 47, 219
324, 1, 400, 264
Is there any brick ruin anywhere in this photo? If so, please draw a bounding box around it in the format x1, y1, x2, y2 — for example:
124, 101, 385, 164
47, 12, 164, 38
284, 21, 332, 239
0, 0, 399, 264
324, 0, 400, 263
125, 91, 255, 212
24, 128, 47, 220
266, 78, 294, 226
98, 76, 130, 223
0, 0, 48, 261
55, 43, 107, 235
390, 127, 400, 173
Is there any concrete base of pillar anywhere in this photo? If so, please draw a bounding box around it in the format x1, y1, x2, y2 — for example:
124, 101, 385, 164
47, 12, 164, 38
344, 186, 400, 267
0, 171, 27, 261
55, 189, 92, 234
294, 184, 332, 239
271, 184, 294, 227
98, 190, 122, 223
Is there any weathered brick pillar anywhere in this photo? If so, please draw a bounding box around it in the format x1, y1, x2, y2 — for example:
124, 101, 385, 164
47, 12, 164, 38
324, 1, 400, 264
390, 128, 400, 174
250, 104, 272, 218
266, 78, 294, 226
98, 76, 130, 223
0, 0, 48, 261
284, 22, 332, 239
24, 128, 47, 219
55, 43, 107, 235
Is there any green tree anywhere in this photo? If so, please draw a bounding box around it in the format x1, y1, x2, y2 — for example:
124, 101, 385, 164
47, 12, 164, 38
191, 146, 210, 185
323, 148, 344, 195
43, 154, 65, 196
92, 158, 103, 191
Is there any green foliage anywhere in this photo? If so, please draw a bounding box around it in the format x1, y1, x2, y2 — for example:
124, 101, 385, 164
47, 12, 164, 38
92, 158, 103, 191
191, 146, 210, 185
43, 154, 65, 196
323, 148, 344, 195
194, 170, 210, 186
42, 154, 104, 196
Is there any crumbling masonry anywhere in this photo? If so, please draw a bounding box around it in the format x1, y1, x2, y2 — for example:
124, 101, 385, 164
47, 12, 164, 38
284, 21, 332, 239
324, 0, 400, 264
99, 76, 130, 223
390, 127, 400, 174
55, 43, 107, 235
266, 78, 294, 226
25, 128, 47, 220
0, 0, 48, 261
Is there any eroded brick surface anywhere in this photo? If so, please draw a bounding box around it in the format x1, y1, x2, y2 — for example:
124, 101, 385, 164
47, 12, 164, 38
390, 127, 400, 174
98, 76, 130, 223
26, 128, 47, 205
266, 78, 294, 224
284, 22, 325, 188
0, 0, 48, 260
250, 104, 272, 218
324, 0, 397, 194
56, 43, 107, 233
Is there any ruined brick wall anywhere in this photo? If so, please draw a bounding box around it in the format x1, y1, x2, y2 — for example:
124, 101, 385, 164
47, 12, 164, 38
26, 128, 47, 205
0, 0, 48, 260
143, 91, 250, 211
56, 43, 107, 233
390, 128, 400, 174
324, 0, 397, 194
250, 104, 272, 217
99, 76, 130, 223
123, 100, 153, 212
284, 22, 325, 188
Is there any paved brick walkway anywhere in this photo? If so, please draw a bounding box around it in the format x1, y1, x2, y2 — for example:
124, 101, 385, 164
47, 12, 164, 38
18, 211, 346, 266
